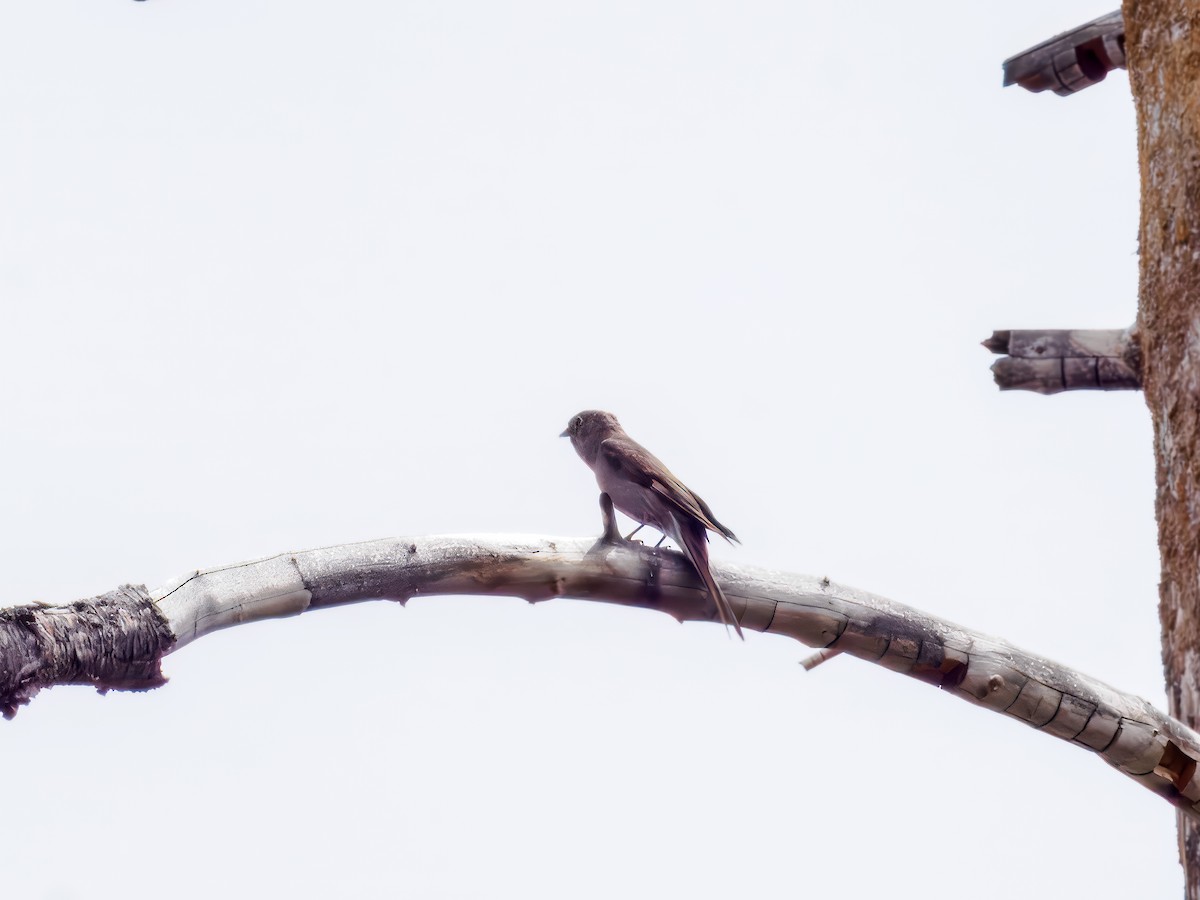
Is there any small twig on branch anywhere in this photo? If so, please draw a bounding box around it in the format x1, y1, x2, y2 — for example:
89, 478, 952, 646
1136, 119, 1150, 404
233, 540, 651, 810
1, 534, 1195, 819
799, 648, 841, 670
1003, 10, 1125, 96
984, 327, 1142, 394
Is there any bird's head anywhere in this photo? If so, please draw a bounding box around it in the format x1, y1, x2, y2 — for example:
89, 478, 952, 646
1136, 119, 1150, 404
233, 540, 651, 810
561, 409, 621, 464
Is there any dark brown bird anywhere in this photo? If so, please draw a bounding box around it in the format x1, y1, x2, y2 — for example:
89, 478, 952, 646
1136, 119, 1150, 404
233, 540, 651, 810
562, 410, 744, 639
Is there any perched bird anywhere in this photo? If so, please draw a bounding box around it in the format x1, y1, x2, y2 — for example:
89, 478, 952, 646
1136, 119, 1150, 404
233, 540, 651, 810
562, 410, 744, 639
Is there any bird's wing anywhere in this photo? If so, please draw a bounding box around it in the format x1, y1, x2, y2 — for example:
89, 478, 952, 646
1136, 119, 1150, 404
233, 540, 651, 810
678, 487, 740, 545
600, 438, 739, 543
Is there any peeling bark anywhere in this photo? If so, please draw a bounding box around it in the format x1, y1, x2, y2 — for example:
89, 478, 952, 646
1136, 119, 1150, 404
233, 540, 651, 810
1126, 0, 1200, 892
0, 585, 174, 719
7, 534, 1200, 819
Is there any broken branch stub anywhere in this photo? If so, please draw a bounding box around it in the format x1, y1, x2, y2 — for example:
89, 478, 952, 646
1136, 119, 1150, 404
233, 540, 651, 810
1003, 10, 1126, 96
984, 328, 1142, 393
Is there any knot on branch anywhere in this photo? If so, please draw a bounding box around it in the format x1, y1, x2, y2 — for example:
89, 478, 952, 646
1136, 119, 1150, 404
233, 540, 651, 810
0, 585, 175, 719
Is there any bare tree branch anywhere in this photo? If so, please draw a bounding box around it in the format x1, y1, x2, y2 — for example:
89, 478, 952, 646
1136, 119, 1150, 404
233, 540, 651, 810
3, 533, 1197, 819
1003, 10, 1126, 96
984, 327, 1142, 393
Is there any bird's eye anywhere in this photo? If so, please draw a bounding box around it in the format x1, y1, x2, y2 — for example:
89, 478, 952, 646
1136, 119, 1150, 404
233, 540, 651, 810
574, 416, 583, 429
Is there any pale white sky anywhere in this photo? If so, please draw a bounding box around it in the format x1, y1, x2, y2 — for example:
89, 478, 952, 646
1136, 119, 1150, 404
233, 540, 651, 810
1, 2, 1174, 897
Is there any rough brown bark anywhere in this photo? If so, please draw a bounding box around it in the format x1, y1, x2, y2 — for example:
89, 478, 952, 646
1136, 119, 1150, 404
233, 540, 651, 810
0, 585, 174, 719
1126, 0, 1200, 893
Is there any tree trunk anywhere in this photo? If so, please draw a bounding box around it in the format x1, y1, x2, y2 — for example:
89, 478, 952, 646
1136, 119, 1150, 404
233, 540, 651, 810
1126, 0, 1200, 892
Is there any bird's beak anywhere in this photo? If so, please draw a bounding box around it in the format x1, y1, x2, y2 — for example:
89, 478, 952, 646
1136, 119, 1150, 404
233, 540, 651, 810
559, 429, 570, 438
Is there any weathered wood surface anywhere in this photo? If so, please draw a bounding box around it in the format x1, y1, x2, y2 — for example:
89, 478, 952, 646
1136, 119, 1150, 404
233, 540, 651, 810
2, 534, 1197, 819
984, 327, 1142, 393
1003, 10, 1126, 95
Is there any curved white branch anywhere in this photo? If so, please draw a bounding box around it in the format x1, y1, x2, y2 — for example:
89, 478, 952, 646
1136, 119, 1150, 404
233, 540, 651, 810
147, 533, 1200, 818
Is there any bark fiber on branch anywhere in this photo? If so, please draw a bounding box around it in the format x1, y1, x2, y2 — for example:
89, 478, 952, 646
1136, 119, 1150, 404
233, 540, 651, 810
0, 585, 173, 719
3, 534, 1197, 820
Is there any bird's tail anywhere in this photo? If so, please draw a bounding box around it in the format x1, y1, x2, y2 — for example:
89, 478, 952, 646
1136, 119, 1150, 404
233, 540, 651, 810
677, 519, 745, 641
